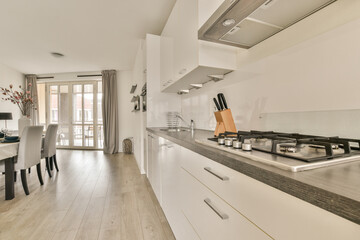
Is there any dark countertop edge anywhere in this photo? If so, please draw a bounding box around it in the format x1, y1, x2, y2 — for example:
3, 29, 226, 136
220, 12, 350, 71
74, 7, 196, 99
147, 128, 360, 225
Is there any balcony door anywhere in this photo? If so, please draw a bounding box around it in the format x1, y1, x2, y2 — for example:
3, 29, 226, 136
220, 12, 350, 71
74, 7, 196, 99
47, 81, 103, 149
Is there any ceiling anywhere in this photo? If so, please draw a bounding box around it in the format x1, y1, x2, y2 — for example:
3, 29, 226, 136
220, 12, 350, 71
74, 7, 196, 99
0, 0, 175, 74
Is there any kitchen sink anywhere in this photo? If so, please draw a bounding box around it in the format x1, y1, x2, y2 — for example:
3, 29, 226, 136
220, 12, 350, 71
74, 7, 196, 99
160, 128, 190, 132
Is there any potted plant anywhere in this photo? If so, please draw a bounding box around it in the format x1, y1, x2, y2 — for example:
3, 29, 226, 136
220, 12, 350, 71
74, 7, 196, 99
0, 83, 36, 136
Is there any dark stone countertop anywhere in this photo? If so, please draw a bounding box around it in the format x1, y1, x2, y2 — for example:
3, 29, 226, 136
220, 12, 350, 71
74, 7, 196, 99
147, 127, 360, 225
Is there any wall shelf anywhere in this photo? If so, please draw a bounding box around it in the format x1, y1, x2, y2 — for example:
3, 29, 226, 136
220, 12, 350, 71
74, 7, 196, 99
130, 84, 137, 94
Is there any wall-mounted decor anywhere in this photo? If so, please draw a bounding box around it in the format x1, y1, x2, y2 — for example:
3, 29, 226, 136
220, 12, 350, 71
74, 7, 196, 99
130, 84, 137, 94
141, 96, 146, 112
140, 83, 147, 112
131, 95, 140, 112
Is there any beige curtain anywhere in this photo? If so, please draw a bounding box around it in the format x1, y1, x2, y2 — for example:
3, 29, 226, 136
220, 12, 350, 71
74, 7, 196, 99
25, 75, 39, 125
102, 70, 119, 154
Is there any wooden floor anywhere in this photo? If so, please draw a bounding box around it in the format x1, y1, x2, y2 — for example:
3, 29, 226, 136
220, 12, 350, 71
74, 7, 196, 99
0, 150, 175, 240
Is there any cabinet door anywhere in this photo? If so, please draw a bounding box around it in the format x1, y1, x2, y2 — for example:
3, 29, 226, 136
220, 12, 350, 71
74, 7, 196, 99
181, 147, 360, 240
160, 1, 178, 89
147, 133, 161, 203
173, 0, 199, 80
161, 139, 180, 214
151, 135, 161, 204
160, 35, 174, 90
161, 140, 199, 240
147, 134, 153, 181
181, 168, 271, 240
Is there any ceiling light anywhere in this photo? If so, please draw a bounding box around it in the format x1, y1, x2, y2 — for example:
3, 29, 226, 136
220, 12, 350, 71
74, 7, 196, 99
51, 52, 65, 58
190, 84, 203, 89
177, 89, 190, 95
222, 19, 236, 27
208, 74, 224, 82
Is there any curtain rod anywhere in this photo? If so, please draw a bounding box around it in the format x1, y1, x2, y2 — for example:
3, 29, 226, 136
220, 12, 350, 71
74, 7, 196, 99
77, 74, 102, 77
36, 76, 54, 79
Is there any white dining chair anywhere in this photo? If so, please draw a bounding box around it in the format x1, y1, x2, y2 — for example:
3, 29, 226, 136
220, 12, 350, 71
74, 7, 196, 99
42, 124, 59, 178
0, 126, 44, 195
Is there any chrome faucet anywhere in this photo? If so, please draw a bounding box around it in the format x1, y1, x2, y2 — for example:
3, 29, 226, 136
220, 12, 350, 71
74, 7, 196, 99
190, 119, 194, 131
176, 114, 194, 131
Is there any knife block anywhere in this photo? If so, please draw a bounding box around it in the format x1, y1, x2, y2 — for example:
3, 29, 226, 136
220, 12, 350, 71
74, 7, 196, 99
214, 109, 237, 136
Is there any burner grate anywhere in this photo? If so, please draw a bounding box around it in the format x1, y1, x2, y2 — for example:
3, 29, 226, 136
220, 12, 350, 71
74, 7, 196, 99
207, 130, 360, 163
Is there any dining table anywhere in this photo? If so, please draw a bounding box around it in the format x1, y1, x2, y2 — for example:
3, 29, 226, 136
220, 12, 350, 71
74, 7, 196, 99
0, 141, 19, 200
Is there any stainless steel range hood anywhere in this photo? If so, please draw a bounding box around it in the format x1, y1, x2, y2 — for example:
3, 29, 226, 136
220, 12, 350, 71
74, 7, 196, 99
199, 0, 337, 49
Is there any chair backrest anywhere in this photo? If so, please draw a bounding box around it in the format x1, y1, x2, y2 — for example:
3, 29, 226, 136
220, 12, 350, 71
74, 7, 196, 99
17, 126, 43, 169
43, 124, 59, 158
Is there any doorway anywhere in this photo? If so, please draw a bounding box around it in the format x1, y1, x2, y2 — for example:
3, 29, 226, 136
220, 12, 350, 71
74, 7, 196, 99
42, 81, 103, 149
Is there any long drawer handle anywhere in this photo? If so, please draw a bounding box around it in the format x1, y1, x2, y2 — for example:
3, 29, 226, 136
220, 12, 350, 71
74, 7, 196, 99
204, 167, 229, 181
204, 198, 229, 220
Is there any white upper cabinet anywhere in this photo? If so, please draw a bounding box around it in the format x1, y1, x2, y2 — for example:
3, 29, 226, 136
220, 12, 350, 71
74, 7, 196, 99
173, 0, 198, 82
160, 0, 239, 92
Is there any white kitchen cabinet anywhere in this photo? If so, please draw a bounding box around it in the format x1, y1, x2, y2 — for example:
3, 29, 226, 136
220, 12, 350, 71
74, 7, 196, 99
146, 134, 199, 240
146, 34, 181, 127
147, 133, 161, 203
160, 0, 238, 93
172, 0, 198, 82
160, 139, 200, 240
160, 35, 174, 89
146, 134, 152, 179
160, 0, 198, 90
147, 134, 360, 239
181, 147, 360, 240
180, 167, 271, 240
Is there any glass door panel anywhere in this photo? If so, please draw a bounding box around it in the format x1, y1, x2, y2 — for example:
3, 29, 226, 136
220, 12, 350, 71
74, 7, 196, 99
59, 85, 69, 124
58, 125, 70, 146
84, 125, 94, 147
73, 125, 83, 146
97, 81, 103, 124
50, 86, 58, 123
73, 85, 83, 124
84, 84, 94, 124
97, 125, 104, 148
47, 81, 103, 149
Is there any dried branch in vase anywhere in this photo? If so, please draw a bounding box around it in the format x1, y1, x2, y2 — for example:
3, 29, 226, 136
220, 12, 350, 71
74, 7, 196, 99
0, 83, 37, 117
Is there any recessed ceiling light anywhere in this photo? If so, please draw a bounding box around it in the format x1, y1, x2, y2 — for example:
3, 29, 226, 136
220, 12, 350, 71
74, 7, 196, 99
51, 52, 65, 58
222, 19, 236, 27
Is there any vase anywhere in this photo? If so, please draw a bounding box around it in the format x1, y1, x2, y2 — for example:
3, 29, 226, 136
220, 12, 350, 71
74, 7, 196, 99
18, 115, 31, 137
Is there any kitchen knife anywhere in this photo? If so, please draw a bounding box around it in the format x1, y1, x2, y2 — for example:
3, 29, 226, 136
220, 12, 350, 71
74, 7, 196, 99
213, 98, 221, 111
220, 93, 228, 109
217, 94, 224, 110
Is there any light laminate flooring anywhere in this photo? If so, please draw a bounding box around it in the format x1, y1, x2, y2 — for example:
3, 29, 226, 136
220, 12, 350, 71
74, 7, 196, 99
0, 150, 175, 240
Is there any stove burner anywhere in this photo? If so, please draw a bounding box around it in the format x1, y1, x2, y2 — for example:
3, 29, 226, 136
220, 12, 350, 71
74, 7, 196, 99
279, 144, 297, 153
224, 138, 233, 147
309, 144, 340, 150
208, 130, 360, 163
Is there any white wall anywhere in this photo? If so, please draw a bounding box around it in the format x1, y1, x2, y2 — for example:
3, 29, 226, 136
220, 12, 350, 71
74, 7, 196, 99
0, 63, 25, 130
132, 41, 147, 173
117, 40, 147, 173
117, 70, 134, 149
181, 14, 360, 138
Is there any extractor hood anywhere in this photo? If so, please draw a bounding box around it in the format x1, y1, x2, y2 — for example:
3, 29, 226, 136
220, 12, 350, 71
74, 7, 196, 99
199, 0, 337, 49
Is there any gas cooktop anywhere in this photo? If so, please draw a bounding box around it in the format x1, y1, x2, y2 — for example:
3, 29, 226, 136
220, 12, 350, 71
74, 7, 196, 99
195, 130, 360, 172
